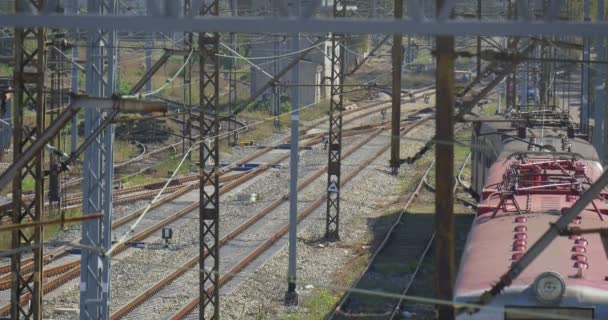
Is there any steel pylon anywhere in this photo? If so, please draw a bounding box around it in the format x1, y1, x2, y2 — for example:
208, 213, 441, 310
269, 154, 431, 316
198, 0, 221, 318
79, 0, 116, 319
11, 0, 46, 318
325, 0, 347, 241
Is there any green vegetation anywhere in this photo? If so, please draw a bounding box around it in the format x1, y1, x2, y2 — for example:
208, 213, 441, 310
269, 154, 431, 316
481, 92, 505, 116
22, 176, 35, 192
239, 111, 285, 142
121, 155, 197, 186
117, 78, 133, 95
413, 49, 432, 66
303, 290, 340, 319
121, 174, 163, 186
114, 140, 138, 163
246, 94, 291, 114
0, 207, 84, 250
279, 290, 340, 320
300, 100, 329, 122
0, 63, 13, 76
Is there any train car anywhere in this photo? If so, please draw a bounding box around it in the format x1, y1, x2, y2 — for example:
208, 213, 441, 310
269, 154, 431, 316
457, 117, 608, 319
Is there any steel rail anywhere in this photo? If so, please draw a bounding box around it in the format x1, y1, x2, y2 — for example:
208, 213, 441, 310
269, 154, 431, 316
167, 114, 433, 320
0, 120, 332, 315
112, 106, 434, 319
327, 160, 434, 320
0, 169, 263, 315
0, 91, 433, 316
0, 172, 247, 286
110, 117, 398, 319
389, 149, 471, 319
328, 129, 470, 320
0, 87, 411, 278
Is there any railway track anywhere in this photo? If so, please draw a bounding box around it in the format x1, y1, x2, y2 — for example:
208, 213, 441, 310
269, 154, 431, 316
155, 112, 433, 320
2, 88, 435, 316
327, 140, 471, 320
1, 104, 383, 316
5, 86, 434, 208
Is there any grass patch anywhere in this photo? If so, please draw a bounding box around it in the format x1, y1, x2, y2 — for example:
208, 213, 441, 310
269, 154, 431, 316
481, 91, 504, 116
22, 176, 35, 192
300, 100, 329, 122
0, 63, 12, 76
121, 174, 164, 186
121, 155, 197, 186
0, 207, 84, 249
303, 290, 339, 319
238, 111, 289, 142
114, 140, 138, 163
280, 290, 340, 320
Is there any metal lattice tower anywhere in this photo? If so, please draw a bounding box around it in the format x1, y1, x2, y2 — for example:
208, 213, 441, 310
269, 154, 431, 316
69, 0, 79, 153
183, 0, 193, 157
198, 0, 221, 318
325, 0, 347, 241
11, 0, 46, 318
228, 0, 238, 146
79, 0, 116, 319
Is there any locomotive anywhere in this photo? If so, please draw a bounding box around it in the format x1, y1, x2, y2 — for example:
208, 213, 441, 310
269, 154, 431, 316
454, 108, 608, 319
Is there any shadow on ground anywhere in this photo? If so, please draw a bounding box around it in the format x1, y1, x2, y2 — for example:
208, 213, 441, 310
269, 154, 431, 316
332, 210, 474, 320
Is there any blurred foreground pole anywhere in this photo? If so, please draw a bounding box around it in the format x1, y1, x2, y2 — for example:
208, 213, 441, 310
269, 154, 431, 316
390, 0, 403, 175
435, 0, 455, 319
286, 0, 301, 307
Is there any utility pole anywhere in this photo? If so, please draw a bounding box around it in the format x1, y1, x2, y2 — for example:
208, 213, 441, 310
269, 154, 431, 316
594, 0, 606, 160
229, 0, 238, 145
435, 0, 455, 319
505, 0, 516, 112
390, 0, 403, 176
370, 0, 377, 47
273, 3, 282, 132
198, 0, 221, 318
70, 0, 79, 153
183, 0, 193, 158
581, 0, 590, 134
273, 34, 282, 132
79, 0, 116, 319
325, 0, 346, 241
476, 0, 481, 78
11, 0, 46, 318
286, 0, 301, 307
145, 11, 153, 93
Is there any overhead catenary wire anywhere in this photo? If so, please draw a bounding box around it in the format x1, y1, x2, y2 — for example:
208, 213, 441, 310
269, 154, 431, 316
121, 49, 195, 99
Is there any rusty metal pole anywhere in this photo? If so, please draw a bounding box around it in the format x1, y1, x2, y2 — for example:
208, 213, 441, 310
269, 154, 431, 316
435, 0, 455, 319
390, 0, 403, 175
11, 0, 46, 318
199, 0, 221, 318
476, 0, 481, 78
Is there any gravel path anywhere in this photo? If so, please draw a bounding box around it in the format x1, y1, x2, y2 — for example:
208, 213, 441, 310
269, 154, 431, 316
37, 96, 434, 319
220, 123, 436, 319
